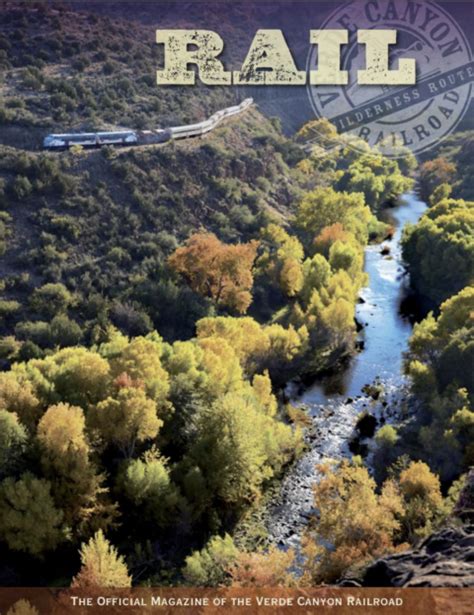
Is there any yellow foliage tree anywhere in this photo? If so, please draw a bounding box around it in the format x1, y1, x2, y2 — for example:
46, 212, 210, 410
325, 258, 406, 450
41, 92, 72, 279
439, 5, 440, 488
302, 461, 404, 584
72, 530, 131, 588
89, 387, 162, 457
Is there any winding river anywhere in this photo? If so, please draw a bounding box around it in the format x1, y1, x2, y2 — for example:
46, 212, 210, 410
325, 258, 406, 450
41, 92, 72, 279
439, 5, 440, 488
267, 191, 428, 548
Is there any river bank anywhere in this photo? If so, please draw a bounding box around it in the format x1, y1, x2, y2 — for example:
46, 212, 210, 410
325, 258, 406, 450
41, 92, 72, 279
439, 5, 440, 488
264, 191, 428, 549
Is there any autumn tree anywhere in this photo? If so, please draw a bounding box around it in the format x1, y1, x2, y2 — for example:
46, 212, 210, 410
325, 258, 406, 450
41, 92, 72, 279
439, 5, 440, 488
229, 546, 295, 587
257, 224, 304, 298
0, 473, 64, 556
71, 530, 131, 588
109, 335, 170, 405
6, 600, 39, 615
397, 461, 444, 542
302, 461, 403, 584
313, 223, 351, 258
89, 386, 162, 457
37, 403, 113, 532
418, 157, 457, 202
196, 316, 269, 376
168, 232, 259, 313
0, 372, 41, 428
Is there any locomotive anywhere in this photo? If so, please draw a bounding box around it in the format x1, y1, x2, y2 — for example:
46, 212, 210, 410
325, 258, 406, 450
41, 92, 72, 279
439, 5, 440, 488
43, 130, 138, 150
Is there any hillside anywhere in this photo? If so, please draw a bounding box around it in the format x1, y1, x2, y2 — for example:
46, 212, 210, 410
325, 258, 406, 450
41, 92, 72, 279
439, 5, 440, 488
0, 2, 236, 138
0, 3, 312, 348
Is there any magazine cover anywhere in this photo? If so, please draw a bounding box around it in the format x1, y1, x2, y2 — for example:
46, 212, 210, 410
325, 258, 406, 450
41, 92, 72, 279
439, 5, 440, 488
0, 0, 472, 613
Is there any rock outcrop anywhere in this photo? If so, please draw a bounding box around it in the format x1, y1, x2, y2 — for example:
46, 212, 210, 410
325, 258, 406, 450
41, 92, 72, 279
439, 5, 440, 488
357, 524, 474, 587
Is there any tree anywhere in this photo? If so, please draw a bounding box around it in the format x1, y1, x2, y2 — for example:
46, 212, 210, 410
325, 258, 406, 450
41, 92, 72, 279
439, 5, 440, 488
109, 335, 170, 404
229, 546, 295, 587
329, 239, 363, 278
168, 233, 259, 313
183, 534, 238, 586
252, 371, 277, 417
71, 530, 131, 588
188, 391, 298, 509
302, 461, 403, 584
0, 372, 41, 428
45, 347, 111, 409
257, 224, 304, 297
419, 157, 457, 202
11, 175, 32, 200
30, 283, 74, 319
118, 452, 181, 527
300, 253, 331, 307
296, 117, 338, 145
37, 403, 109, 531
196, 316, 269, 376
0, 410, 27, 478
338, 153, 414, 211
405, 287, 474, 479
6, 600, 39, 615
295, 187, 368, 244
89, 387, 162, 457
313, 223, 351, 258
397, 461, 444, 542
402, 198, 474, 304
48, 314, 83, 347
0, 473, 64, 556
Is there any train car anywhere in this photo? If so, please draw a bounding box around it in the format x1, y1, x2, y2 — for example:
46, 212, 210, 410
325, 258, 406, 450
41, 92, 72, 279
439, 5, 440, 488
43, 131, 138, 150
168, 98, 253, 141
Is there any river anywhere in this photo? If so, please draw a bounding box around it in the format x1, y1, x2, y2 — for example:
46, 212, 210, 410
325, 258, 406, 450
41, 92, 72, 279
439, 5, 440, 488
267, 191, 428, 548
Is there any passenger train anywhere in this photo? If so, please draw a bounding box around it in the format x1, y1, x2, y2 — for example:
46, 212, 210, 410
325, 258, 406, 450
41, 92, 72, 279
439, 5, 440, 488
43, 98, 253, 150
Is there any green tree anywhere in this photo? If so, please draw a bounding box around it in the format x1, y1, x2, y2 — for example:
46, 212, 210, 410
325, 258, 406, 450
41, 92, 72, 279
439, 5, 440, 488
183, 534, 238, 586
295, 187, 368, 245
402, 199, 474, 304
338, 152, 414, 211
0, 473, 64, 556
118, 452, 181, 526
188, 391, 298, 509
0, 410, 27, 478
30, 283, 74, 319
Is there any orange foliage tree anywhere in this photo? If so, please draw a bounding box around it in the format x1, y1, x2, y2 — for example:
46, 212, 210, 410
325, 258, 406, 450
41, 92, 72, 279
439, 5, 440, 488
418, 157, 457, 201
313, 223, 351, 258
168, 233, 259, 313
